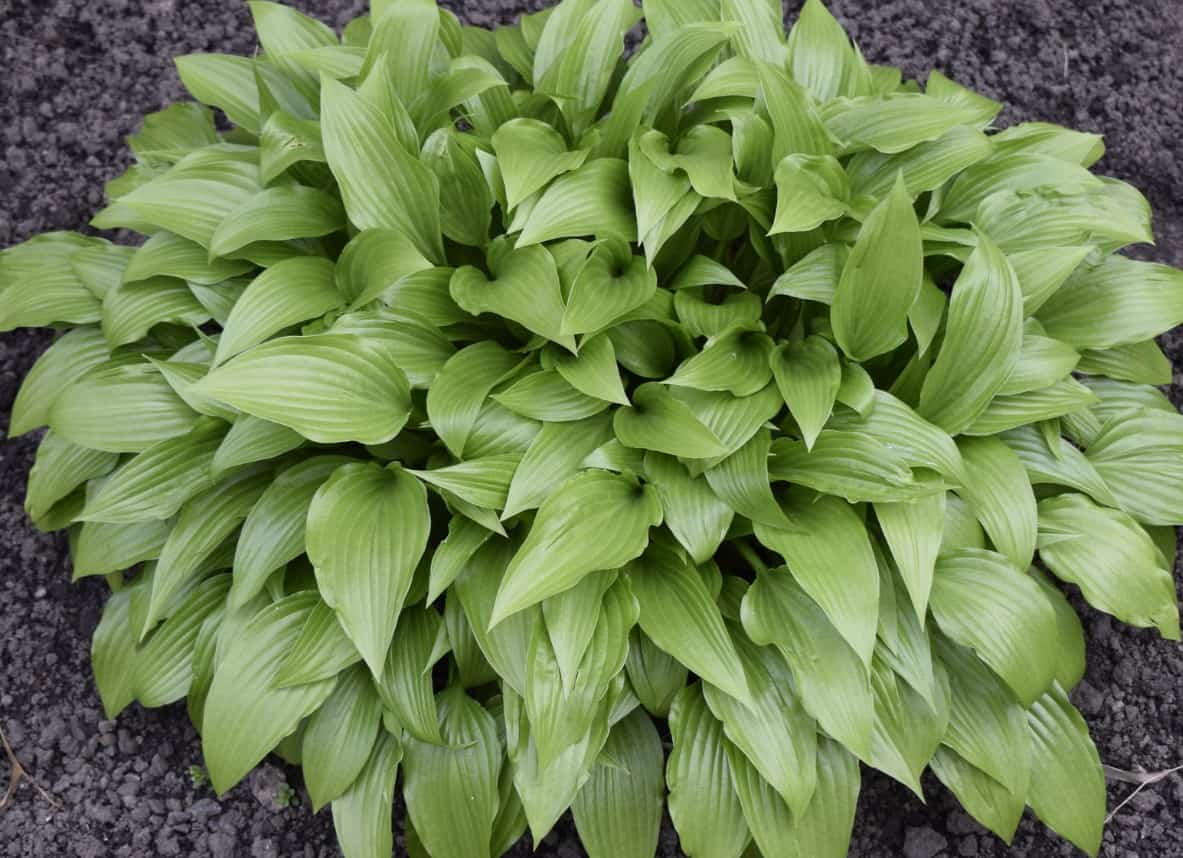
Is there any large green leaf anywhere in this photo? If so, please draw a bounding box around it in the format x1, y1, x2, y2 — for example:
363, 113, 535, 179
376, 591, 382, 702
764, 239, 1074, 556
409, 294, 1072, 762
643, 452, 733, 564
614, 383, 730, 459
628, 543, 752, 705
203, 593, 337, 793
377, 605, 444, 743
427, 342, 522, 458
918, 233, 1024, 434
306, 463, 431, 674
956, 436, 1038, 570
831, 175, 923, 361
194, 333, 412, 445
332, 731, 402, 858
10, 327, 110, 437
301, 664, 383, 811
1085, 410, 1183, 525
517, 158, 637, 247
320, 75, 444, 263
491, 470, 661, 624
571, 709, 664, 858
24, 433, 118, 524
403, 689, 502, 858
1037, 494, 1179, 639
561, 241, 658, 337
492, 118, 590, 210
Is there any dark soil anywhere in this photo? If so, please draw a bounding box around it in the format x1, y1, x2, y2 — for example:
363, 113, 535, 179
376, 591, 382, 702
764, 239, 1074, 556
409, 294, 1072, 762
1, 1, 1180, 857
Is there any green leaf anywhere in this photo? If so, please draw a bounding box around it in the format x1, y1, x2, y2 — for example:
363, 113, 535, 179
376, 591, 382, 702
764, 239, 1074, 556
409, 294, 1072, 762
92, 589, 138, 718
145, 468, 270, 633
667, 322, 773, 396
49, 362, 198, 454
918, 233, 1024, 434
769, 430, 927, 503
260, 110, 328, 184
821, 93, 984, 154
427, 342, 522, 459
10, 328, 110, 437
753, 490, 879, 666
203, 593, 337, 793
561, 241, 658, 337
999, 425, 1117, 508
1086, 410, 1183, 525
491, 470, 661, 624
193, 333, 412, 445
571, 709, 664, 858
451, 240, 572, 348
175, 53, 262, 133
770, 154, 848, 234
551, 335, 631, 405
25, 433, 118, 523
998, 329, 1080, 396
929, 747, 1024, 844
1037, 255, 1183, 349
332, 731, 402, 858
847, 125, 992, 200
307, 463, 431, 675
643, 452, 733, 564
757, 61, 832, 164
517, 158, 637, 247
403, 689, 502, 858
868, 654, 949, 796
614, 383, 730, 459
231, 455, 352, 608
409, 455, 519, 512
666, 684, 751, 858
625, 628, 688, 717
930, 549, 1059, 706
78, 418, 224, 523
273, 599, 362, 688
492, 118, 590, 210
874, 491, 945, 619
502, 414, 614, 520
831, 175, 923, 361
956, 436, 1038, 569
964, 377, 1099, 436
301, 664, 382, 810
320, 75, 444, 263
743, 567, 873, 759
704, 428, 792, 529
1037, 494, 1179, 639
1076, 339, 1173, 386
72, 516, 173, 581
378, 605, 443, 743
828, 390, 965, 482
212, 414, 304, 475
1007, 245, 1093, 316
214, 257, 342, 364
769, 335, 841, 449
702, 635, 817, 817
786, 0, 859, 101
494, 370, 608, 422
210, 186, 345, 258
628, 543, 752, 705
101, 276, 209, 348
1026, 684, 1106, 857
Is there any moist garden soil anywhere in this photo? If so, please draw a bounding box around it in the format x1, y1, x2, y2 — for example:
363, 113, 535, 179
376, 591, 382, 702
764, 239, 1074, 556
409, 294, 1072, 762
1, 1, 1181, 856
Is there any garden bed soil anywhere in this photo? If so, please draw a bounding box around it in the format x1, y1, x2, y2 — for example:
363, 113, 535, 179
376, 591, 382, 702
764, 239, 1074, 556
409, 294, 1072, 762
1, 1, 1181, 856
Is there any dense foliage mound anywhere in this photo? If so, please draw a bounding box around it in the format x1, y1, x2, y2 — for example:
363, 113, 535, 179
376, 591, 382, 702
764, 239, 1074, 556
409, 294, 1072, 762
4, 0, 1183, 855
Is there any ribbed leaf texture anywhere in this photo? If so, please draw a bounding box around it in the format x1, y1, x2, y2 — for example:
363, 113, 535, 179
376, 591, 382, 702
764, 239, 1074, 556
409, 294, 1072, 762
5, 1, 1181, 856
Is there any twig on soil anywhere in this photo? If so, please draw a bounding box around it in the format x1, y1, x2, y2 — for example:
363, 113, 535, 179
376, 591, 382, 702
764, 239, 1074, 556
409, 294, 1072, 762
0, 724, 60, 813
1103, 763, 1183, 824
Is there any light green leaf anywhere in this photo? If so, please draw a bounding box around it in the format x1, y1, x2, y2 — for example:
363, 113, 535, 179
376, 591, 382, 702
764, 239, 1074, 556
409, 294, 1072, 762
1026, 684, 1106, 857
956, 436, 1038, 569
72, 516, 172, 581
203, 593, 337, 793
25, 433, 118, 524
451, 240, 572, 348
100, 277, 209, 348
743, 567, 873, 759
378, 605, 443, 743
757, 61, 832, 164
551, 335, 630, 405
78, 418, 224, 523
307, 463, 430, 674
491, 470, 661, 624
403, 689, 502, 858
231, 455, 352, 608
868, 654, 949, 796
1037, 494, 1179, 639
492, 118, 590, 210
666, 684, 751, 858
320, 75, 444, 263
625, 628, 688, 717
964, 377, 1099, 436
517, 158, 637, 247
930, 549, 1059, 705
770, 335, 841, 449
821, 92, 983, 154
918, 233, 1023, 434
770, 154, 848, 234
832, 175, 923, 361
1007, 245, 1093, 316
92, 589, 137, 718
628, 543, 752, 705
999, 424, 1117, 507
704, 428, 792, 529
1076, 339, 1173, 385
494, 370, 608, 422
10, 328, 110, 437
212, 414, 304, 475
929, 747, 1024, 844
175, 53, 262, 133
572, 709, 664, 858
643, 452, 733, 564
215, 257, 342, 364
49, 362, 198, 454
874, 491, 945, 619
427, 342, 522, 458
502, 414, 614, 519
409, 455, 519, 512
998, 329, 1080, 396
210, 186, 344, 258
847, 125, 992, 200
302, 664, 383, 810
667, 322, 773, 397
561, 240, 658, 337
614, 383, 730, 459
194, 333, 412, 445
332, 731, 402, 858
754, 490, 879, 666
273, 600, 362, 688
1086, 410, 1183, 525
786, 0, 858, 101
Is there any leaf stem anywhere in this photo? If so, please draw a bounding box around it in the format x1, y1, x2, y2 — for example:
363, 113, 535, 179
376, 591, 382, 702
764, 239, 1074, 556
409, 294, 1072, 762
734, 540, 769, 576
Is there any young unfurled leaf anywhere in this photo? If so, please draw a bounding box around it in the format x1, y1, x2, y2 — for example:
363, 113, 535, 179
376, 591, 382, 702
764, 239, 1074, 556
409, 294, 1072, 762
831, 175, 923, 361
491, 470, 661, 624
306, 463, 431, 675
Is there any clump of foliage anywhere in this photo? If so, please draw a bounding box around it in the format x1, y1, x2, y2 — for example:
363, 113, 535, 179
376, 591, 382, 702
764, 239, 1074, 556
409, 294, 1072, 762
5, 0, 1183, 855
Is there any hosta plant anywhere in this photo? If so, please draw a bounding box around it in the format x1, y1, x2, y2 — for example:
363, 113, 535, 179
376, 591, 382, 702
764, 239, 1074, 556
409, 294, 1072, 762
5, 0, 1183, 856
